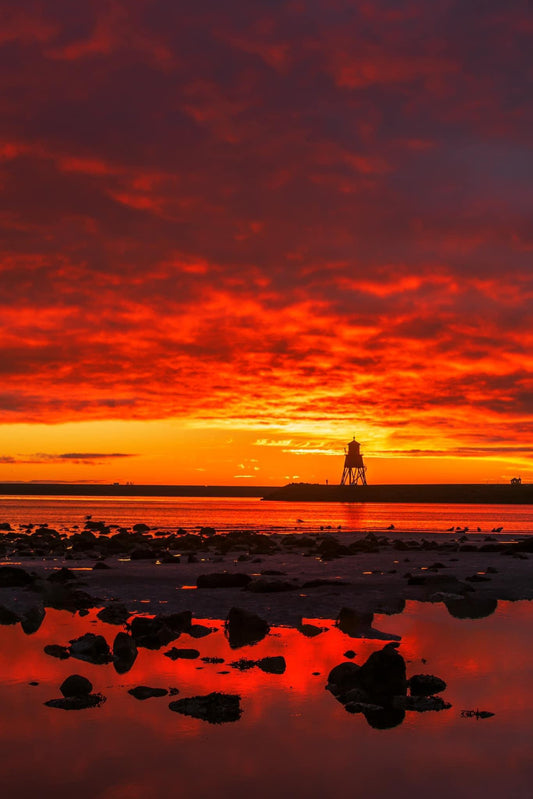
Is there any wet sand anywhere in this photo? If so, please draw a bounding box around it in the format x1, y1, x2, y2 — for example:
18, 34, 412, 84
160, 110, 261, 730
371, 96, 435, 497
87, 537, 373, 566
1, 529, 532, 624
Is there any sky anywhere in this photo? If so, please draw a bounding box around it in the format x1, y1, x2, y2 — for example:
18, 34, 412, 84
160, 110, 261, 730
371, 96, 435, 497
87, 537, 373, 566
1, 0, 533, 485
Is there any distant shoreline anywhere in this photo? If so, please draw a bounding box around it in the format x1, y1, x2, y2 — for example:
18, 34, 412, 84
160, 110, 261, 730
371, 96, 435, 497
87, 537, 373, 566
1, 481, 533, 504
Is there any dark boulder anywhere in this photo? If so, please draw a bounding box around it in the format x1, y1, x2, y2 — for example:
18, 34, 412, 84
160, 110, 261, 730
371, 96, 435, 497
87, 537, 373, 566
44, 644, 70, 660
164, 647, 200, 660
97, 603, 130, 625
132, 523, 150, 533
445, 597, 498, 619
47, 567, 76, 584
130, 616, 180, 649
225, 607, 270, 649
21, 606, 46, 635
128, 686, 168, 700
45, 694, 106, 710
297, 623, 323, 638
60, 674, 93, 697
113, 632, 137, 673
327, 662, 362, 695
256, 656, 286, 674
196, 572, 251, 589
358, 644, 407, 700
0, 605, 21, 625
409, 674, 447, 696
69, 633, 112, 664
168, 692, 242, 724
336, 607, 373, 637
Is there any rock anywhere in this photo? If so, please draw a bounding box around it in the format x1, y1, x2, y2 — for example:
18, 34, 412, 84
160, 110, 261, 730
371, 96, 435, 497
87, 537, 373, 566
44, 644, 70, 660
0, 522, 12, 531
397, 695, 452, 712
128, 686, 168, 700
97, 603, 130, 625
130, 616, 180, 649
245, 578, 297, 593
196, 572, 252, 589
200, 527, 216, 537
156, 611, 193, 634
225, 607, 270, 649
45, 694, 106, 710
130, 547, 155, 560
40, 585, 100, 613
327, 662, 362, 695
47, 567, 76, 584
256, 656, 286, 674
132, 523, 150, 533
21, 606, 46, 635
92, 561, 111, 570
343, 650, 356, 659
358, 644, 407, 700
0, 566, 35, 587
297, 623, 323, 638
168, 692, 242, 724
113, 632, 137, 673
164, 647, 200, 660
409, 674, 447, 696
69, 633, 113, 664
0, 605, 21, 625
336, 607, 373, 637
60, 674, 93, 697
445, 597, 498, 619
188, 624, 212, 638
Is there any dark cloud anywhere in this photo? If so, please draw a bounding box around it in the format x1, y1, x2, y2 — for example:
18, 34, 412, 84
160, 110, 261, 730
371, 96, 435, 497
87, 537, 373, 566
0, 0, 532, 455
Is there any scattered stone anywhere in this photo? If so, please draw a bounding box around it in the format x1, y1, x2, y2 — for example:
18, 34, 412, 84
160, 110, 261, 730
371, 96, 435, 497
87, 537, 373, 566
225, 607, 270, 649
201, 657, 225, 664
47, 567, 76, 584
45, 694, 106, 710
69, 633, 113, 664
113, 632, 138, 673
409, 674, 447, 696
336, 607, 373, 637
60, 674, 93, 697
93, 561, 111, 570
343, 650, 356, 659
257, 656, 286, 674
297, 623, 324, 637
128, 686, 168, 700
395, 695, 452, 712
21, 606, 46, 635
97, 603, 130, 625
132, 523, 150, 533
44, 644, 70, 660
189, 624, 213, 638
169, 692, 242, 724
164, 647, 200, 660
461, 709, 495, 719
0, 605, 21, 625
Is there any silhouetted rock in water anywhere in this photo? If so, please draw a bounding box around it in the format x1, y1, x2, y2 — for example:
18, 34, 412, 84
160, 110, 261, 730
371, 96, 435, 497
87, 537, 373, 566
0, 522, 12, 531
44, 644, 70, 660
128, 686, 168, 700
376, 597, 406, 616
40, 584, 101, 613
169, 692, 242, 724
60, 674, 92, 697
129, 547, 156, 560
196, 572, 251, 589
225, 607, 270, 649
156, 611, 193, 635
0, 605, 20, 625
396, 695, 452, 712
45, 694, 106, 710
129, 616, 180, 649
336, 607, 373, 637
47, 567, 76, 584
297, 623, 324, 637
409, 674, 447, 696
189, 624, 213, 638
445, 597, 498, 619
358, 643, 407, 700
0, 566, 35, 587
317, 536, 351, 559
113, 632, 137, 673
21, 606, 45, 635
164, 647, 200, 660
344, 650, 356, 659
257, 656, 286, 674
245, 577, 297, 593
132, 523, 150, 533
327, 662, 362, 695
97, 603, 130, 625
363, 706, 406, 730
160, 552, 181, 563
201, 657, 224, 664
200, 526, 216, 537
69, 633, 112, 664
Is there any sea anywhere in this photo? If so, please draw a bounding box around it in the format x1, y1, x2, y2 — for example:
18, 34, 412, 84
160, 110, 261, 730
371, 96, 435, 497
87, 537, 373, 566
1, 494, 533, 535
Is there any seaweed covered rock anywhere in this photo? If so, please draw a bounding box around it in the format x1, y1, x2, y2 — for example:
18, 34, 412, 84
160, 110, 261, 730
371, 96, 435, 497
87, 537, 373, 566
225, 607, 270, 649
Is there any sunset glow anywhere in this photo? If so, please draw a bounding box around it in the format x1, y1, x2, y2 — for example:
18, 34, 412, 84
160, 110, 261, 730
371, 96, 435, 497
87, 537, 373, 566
1, 1, 532, 484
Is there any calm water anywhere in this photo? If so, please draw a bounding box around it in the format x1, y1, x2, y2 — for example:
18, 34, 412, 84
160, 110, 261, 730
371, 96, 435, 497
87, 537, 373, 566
1, 495, 532, 535
0, 601, 532, 798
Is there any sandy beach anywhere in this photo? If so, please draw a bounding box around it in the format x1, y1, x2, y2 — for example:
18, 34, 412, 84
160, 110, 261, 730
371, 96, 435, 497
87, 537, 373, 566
2, 527, 532, 625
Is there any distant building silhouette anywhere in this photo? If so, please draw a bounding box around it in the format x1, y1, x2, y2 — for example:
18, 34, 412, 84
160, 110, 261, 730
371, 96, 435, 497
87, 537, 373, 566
340, 437, 367, 485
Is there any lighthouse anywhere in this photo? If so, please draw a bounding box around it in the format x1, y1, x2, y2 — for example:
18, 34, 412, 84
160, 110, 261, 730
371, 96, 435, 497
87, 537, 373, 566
340, 437, 367, 485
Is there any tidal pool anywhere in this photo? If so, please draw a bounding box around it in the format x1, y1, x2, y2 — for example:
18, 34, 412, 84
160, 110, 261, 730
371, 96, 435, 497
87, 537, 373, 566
0, 600, 532, 798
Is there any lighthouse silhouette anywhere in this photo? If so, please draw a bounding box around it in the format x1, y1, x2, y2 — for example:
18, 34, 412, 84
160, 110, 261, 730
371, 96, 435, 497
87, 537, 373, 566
340, 437, 367, 485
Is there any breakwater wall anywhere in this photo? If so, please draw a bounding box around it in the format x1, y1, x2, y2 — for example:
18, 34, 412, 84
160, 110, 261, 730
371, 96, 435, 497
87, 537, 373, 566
262, 483, 533, 504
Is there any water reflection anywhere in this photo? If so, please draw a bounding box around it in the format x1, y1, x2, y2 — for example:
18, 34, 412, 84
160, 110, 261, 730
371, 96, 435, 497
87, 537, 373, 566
0, 602, 532, 797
